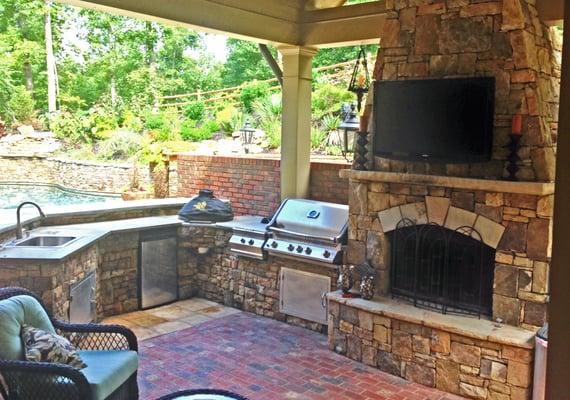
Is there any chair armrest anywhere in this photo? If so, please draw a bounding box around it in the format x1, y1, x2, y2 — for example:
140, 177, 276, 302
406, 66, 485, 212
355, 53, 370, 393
0, 359, 91, 400
54, 321, 138, 352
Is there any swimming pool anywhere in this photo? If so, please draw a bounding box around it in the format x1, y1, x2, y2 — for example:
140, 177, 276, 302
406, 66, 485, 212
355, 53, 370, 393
0, 183, 120, 209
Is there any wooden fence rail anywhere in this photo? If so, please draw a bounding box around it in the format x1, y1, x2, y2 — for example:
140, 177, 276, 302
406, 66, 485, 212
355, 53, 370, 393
158, 57, 375, 110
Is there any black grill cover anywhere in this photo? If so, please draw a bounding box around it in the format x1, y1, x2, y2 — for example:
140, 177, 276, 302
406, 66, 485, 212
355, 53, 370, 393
178, 189, 233, 223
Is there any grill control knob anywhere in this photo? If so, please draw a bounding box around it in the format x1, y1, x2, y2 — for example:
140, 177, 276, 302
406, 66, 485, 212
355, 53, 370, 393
305, 247, 312, 255
240, 238, 246, 244
323, 250, 331, 258
248, 239, 255, 245
271, 241, 278, 248
296, 245, 303, 253
287, 244, 295, 251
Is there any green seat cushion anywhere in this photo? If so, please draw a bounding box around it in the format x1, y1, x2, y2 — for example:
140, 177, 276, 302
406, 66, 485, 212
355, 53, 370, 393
0, 295, 55, 360
78, 350, 138, 400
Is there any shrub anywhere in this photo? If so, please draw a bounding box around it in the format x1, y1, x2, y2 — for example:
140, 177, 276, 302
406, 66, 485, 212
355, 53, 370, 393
312, 83, 354, 120
144, 112, 168, 131
51, 110, 92, 143
89, 105, 119, 140
311, 127, 327, 150
143, 111, 179, 142
216, 104, 242, 133
97, 129, 142, 161
184, 101, 206, 121
180, 119, 219, 142
321, 114, 341, 132
262, 119, 281, 149
8, 86, 35, 123
240, 81, 270, 113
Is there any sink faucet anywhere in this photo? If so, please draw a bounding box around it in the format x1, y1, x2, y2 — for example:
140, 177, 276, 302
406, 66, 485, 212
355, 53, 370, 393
16, 202, 46, 239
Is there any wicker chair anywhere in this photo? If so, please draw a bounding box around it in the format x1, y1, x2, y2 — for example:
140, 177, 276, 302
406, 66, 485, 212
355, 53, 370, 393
0, 287, 138, 400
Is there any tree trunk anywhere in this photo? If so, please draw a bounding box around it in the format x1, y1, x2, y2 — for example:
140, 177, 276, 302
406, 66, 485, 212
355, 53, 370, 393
23, 61, 33, 93
44, 0, 57, 114
108, 24, 117, 108
145, 22, 159, 111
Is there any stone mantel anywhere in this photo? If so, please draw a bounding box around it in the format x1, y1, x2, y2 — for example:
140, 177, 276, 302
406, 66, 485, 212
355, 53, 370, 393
340, 169, 555, 196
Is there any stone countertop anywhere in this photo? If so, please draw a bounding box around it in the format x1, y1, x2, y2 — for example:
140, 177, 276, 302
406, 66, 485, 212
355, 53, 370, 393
0, 214, 264, 262
0, 215, 182, 262
327, 291, 536, 349
0, 198, 191, 236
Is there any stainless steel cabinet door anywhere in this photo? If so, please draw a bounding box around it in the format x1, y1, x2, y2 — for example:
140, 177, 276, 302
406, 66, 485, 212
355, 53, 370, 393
140, 236, 178, 309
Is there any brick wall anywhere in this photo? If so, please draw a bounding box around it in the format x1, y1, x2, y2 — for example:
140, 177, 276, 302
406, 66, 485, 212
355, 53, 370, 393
177, 154, 349, 216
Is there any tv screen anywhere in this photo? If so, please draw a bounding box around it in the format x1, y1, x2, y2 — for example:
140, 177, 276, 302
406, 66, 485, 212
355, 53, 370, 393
373, 77, 495, 163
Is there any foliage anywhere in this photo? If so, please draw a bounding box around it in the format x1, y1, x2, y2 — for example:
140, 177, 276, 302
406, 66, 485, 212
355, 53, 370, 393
312, 84, 354, 120
184, 100, 205, 121
216, 104, 243, 133
313, 44, 378, 68
51, 110, 92, 143
97, 129, 142, 160
0, 0, 379, 160
7, 86, 35, 122
240, 81, 270, 113
310, 127, 327, 150
180, 119, 219, 142
222, 39, 275, 87
321, 114, 341, 132
262, 119, 281, 150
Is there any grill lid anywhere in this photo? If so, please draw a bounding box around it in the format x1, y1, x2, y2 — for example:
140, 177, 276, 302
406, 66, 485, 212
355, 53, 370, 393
178, 189, 234, 223
270, 199, 348, 240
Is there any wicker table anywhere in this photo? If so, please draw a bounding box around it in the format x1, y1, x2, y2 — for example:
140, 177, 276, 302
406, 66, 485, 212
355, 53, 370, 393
156, 389, 248, 400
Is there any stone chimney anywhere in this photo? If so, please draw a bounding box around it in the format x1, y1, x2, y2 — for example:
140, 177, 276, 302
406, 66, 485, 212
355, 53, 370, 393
372, 0, 561, 182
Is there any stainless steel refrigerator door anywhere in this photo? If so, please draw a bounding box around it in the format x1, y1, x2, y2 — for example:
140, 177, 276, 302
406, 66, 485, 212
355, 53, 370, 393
140, 236, 178, 309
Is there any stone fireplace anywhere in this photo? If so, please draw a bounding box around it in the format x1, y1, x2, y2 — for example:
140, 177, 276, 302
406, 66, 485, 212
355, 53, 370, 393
327, 1, 560, 398
344, 172, 553, 329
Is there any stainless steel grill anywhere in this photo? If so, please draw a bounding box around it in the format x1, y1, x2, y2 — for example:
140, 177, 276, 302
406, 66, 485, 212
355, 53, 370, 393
265, 199, 348, 265
223, 216, 271, 260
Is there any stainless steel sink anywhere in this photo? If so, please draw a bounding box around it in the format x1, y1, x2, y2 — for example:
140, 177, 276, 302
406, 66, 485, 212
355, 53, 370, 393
13, 236, 78, 247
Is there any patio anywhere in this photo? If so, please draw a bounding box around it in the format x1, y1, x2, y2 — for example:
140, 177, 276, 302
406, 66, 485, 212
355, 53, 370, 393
107, 299, 463, 400
0, 0, 569, 399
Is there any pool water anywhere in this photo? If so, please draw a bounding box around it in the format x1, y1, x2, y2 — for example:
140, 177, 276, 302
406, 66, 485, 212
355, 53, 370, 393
0, 183, 119, 209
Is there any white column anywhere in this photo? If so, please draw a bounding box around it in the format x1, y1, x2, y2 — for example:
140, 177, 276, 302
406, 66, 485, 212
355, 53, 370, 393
278, 45, 317, 199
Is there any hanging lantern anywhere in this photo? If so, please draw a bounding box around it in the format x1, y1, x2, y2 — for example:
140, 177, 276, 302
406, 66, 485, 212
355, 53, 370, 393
348, 46, 370, 112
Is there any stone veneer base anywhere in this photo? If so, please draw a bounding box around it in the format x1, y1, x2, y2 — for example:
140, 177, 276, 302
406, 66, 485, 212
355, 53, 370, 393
327, 292, 536, 400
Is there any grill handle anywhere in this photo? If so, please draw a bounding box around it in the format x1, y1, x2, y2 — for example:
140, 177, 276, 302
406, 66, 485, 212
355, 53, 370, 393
269, 227, 338, 243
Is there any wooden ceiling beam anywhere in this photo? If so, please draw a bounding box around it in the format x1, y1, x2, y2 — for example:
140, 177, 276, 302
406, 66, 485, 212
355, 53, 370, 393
57, 0, 300, 44
536, 0, 564, 26
56, 0, 387, 48
301, 2, 385, 48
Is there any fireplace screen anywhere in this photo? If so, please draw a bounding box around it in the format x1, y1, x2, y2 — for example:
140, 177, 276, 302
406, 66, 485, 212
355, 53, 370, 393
390, 219, 495, 317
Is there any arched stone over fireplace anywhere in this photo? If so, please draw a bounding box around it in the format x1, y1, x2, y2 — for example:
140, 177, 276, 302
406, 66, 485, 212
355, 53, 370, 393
378, 197, 506, 249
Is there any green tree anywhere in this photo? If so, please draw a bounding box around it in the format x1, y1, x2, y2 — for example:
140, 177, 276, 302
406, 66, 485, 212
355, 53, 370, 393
222, 39, 275, 87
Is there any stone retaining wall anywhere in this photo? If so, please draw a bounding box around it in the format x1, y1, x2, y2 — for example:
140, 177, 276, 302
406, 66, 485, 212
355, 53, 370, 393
328, 299, 534, 400
0, 154, 160, 194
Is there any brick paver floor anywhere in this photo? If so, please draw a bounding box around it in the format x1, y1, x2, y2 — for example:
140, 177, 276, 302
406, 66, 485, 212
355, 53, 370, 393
139, 311, 465, 400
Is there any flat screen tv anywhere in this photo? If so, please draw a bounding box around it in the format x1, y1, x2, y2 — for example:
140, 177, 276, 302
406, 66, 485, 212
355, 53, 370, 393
373, 77, 495, 163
